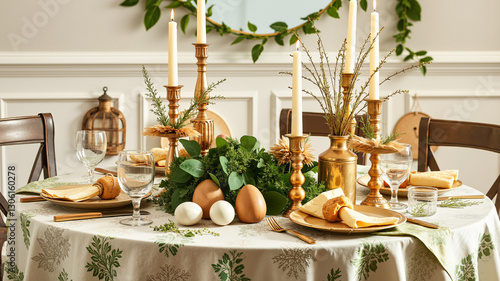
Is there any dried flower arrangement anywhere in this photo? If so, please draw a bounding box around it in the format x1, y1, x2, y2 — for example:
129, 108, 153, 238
282, 22, 427, 153
269, 136, 315, 167
141, 66, 225, 138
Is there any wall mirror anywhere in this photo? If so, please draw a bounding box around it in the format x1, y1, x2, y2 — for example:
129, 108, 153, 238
206, 0, 332, 35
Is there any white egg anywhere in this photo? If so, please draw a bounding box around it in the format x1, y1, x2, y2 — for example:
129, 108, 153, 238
174, 202, 203, 226
209, 200, 235, 226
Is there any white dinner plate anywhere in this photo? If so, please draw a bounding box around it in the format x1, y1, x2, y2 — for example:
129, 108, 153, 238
289, 205, 406, 234
357, 175, 461, 197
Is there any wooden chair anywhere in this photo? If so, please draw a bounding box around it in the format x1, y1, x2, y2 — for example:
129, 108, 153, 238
0, 113, 57, 277
418, 117, 500, 214
279, 108, 367, 165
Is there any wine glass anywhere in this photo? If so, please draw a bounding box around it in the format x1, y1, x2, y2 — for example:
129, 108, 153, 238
117, 150, 155, 226
380, 143, 413, 210
75, 130, 107, 183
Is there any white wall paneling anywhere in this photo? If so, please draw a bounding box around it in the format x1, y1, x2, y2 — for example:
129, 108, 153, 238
0, 92, 124, 195
139, 91, 258, 150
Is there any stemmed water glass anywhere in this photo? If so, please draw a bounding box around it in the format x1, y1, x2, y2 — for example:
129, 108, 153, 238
380, 143, 413, 210
75, 130, 107, 183
117, 150, 155, 226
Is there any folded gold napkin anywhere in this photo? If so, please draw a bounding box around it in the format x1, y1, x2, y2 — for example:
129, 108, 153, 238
409, 170, 458, 188
42, 184, 100, 202
300, 189, 399, 229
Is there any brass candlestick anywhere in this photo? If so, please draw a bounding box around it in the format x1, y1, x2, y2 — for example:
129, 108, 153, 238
191, 43, 214, 156
163, 85, 183, 174
341, 73, 356, 135
283, 134, 307, 217
361, 99, 390, 208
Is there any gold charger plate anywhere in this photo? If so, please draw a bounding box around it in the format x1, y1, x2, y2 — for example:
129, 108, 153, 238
357, 175, 462, 197
41, 185, 152, 210
289, 205, 406, 234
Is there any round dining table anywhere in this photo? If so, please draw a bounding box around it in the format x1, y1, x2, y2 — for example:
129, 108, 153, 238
5, 168, 500, 281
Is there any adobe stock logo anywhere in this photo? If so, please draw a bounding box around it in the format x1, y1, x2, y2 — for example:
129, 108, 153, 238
7, 0, 71, 51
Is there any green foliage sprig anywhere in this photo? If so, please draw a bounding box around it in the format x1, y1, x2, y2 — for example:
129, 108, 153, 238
438, 198, 483, 208
152, 219, 220, 237
120, 0, 431, 71
357, 115, 403, 144
154, 135, 326, 214
142, 65, 225, 128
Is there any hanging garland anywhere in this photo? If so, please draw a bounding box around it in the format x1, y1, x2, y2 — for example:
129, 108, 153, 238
119, 0, 432, 74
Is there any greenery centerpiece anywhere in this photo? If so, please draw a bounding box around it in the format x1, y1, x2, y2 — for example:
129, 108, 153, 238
155, 136, 326, 215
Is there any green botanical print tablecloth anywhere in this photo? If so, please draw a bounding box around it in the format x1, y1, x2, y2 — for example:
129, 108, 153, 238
5, 171, 500, 281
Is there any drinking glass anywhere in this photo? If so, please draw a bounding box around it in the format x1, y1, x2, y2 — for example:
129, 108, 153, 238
117, 150, 155, 226
380, 143, 412, 210
76, 130, 107, 183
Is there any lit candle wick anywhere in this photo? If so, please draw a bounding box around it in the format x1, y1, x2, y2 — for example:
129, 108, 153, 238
373, 0, 377, 11
170, 9, 174, 21
295, 41, 300, 51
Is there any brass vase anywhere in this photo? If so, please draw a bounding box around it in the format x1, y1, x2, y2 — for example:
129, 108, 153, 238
318, 135, 357, 203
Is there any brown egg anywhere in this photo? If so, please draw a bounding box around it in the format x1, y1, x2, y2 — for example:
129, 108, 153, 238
235, 184, 267, 223
192, 179, 225, 219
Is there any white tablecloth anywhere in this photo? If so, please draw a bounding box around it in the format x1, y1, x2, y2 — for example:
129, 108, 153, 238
5, 172, 500, 281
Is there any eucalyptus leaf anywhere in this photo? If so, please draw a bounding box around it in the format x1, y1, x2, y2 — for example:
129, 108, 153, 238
240, 135, 258, 152
395, 44, 403, 56
406, 0, 422, 21
275, 32, 285, 46
180, 139, 201, 157
415, 50, 427, 56
120, 0, 139, 7
216, 136, 229, 148
270, 21, 288, 32
179, 159, 205, 178
248, 22, 257, 33
180, 14, 190, 33
360, 0, 368, 11
289, 34, 298, 45
257, 158, 265, 168
333, 0, 342, 9
219, 156, 229, 175
209, 173, 220, 187
207, 5, 214, 17
263, 191, 288, 215
420, 56, 433, 63
171, 168, 191, 183
327, 6, 340, 19
302, 21, 315, 34
166, 1, 182, 8
145, 0, 160, 9
228, 172, 244, 191
419, 65, 427, 75
251, 44, 264, 63
231, 35, 246, 45
144, 6, 161, 30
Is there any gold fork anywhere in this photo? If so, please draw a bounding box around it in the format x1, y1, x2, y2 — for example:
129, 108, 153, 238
266, 217, 316, 244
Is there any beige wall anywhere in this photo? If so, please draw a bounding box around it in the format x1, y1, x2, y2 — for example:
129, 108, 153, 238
1, 0, 499, 195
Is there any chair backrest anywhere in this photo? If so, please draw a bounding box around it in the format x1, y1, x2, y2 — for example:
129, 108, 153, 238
418, 117, 500, 214
0, 113, 57, 215
279, 108, 367, 165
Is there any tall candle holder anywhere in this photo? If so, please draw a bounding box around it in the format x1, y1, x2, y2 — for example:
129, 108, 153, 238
283, 134, 307, 217
163, 85, 183, 174
341, 73, 356, 135
191, 43, 214, 156
360, 99, 390, 208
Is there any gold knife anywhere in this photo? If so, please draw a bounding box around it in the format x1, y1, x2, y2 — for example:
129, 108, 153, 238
406, 217, 440, 229
95, 167, 118, 177
54, 210, 150, 222
437, 195, 485, 201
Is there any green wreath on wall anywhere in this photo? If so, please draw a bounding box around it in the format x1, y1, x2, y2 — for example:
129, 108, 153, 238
120, 0, 432, 74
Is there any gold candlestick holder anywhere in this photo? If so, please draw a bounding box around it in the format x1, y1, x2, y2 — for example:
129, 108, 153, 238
360, 99, 390, 209
341, 73, 356, 136
191, 43, 214, 156
283, 134, 307, 217
163, 85, 183, 174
